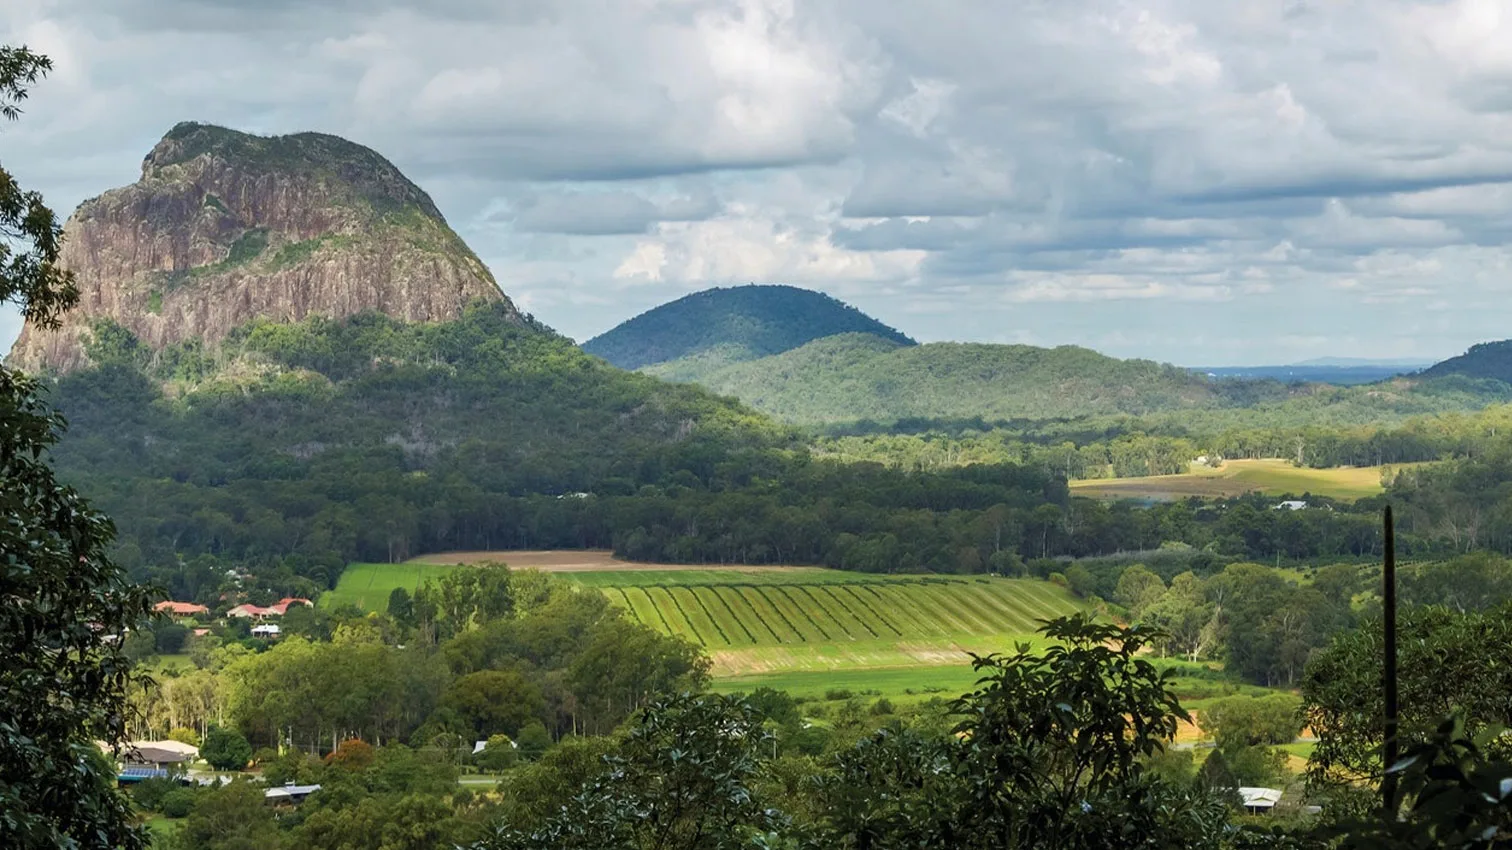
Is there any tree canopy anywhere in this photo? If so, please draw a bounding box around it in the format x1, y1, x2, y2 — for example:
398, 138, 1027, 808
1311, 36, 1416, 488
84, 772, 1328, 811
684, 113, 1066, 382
0, 44, 154, 850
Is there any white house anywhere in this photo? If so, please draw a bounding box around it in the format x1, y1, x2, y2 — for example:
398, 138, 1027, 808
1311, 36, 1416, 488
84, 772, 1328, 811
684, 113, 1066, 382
1272, 500, 1308, 511
251, 624, 281, 639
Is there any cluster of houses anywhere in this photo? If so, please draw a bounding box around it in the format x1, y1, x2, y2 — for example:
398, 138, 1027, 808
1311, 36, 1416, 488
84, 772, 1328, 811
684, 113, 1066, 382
153, 596, 312, 641
112, 739, 321, 805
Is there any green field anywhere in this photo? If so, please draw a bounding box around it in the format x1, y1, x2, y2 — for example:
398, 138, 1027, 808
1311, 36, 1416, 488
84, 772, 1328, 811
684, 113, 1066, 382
320, 561, 465, 611
326, 558, 1087, 681
1070, 458, 1423, 502
587, 572, 1085, 677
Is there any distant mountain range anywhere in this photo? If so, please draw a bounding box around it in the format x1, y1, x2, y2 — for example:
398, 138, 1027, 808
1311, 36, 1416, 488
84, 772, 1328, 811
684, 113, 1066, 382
582, 283, 1504, 426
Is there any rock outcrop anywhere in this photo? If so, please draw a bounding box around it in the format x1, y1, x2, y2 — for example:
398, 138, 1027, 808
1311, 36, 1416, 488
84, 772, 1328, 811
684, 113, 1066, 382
8, 122, 516, 372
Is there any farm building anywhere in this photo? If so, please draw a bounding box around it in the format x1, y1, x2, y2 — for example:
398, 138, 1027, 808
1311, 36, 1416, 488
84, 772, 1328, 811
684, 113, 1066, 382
1238, 786, 1283, 815
1271, 500, 1308, 511
116, 740, 198, 782
266, 783, 321, 806
227, 597, 313, 619
154, 601, 210, 618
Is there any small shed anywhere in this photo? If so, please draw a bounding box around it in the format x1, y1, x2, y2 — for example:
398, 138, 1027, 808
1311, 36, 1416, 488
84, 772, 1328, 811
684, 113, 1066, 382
1238, 786, 1283, 815
265, 783, 322, 806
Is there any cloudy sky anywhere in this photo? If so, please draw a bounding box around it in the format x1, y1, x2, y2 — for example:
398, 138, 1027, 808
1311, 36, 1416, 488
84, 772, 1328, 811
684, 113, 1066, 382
4, 0, 1512, 365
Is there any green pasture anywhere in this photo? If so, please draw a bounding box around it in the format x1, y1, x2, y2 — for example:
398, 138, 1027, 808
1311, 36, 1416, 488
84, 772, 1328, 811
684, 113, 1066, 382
321, 561, 464, 611
1070, 458, 1424, 502
711, 665, 986, 701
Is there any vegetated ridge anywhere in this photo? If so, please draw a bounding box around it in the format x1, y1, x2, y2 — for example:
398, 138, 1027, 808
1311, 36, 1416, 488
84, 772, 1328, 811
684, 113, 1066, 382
7, 121, 514, 372
689, 333, 1288, 424
581, 283, 915, 373
1418, 339, 1512, 384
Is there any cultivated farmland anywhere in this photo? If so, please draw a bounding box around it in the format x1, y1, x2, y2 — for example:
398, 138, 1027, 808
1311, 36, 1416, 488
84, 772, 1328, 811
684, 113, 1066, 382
324, 552, 1089, 682
580, 570, 1084, 676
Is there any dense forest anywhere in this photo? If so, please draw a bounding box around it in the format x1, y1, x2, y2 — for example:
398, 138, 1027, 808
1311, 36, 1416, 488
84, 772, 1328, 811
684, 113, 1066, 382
35, 305, 1512, 606
816, 400, 1512, 478
653, 331, 1509, 427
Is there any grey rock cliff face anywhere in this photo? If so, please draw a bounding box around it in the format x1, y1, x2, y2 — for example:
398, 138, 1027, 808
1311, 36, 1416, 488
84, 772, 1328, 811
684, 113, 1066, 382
9, 122, 515, 372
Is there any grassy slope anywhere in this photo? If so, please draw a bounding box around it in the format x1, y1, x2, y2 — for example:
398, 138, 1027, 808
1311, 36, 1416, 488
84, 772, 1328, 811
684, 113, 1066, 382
1068, 458, 1422, 501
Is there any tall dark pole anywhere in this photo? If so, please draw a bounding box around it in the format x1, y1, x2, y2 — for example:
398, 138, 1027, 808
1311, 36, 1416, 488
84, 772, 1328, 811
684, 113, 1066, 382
1382, 505, 1399, 817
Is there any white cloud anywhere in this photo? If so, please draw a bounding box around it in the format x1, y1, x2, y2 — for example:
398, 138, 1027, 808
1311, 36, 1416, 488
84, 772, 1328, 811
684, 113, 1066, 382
5, 0, 1512, 362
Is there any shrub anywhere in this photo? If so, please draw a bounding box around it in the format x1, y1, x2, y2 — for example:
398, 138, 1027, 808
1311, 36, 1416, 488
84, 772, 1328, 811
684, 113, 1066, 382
200, 725, 253, 771
159, 788, 198, 819
325, 738, 376, 772
474, 734, 519, 772
515, 721, 552, 761
869, 698, 895, 716
824, 689, 853, 701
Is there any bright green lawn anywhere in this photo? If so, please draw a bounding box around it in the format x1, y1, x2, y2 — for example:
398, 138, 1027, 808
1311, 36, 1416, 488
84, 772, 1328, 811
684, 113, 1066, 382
711, 665, 984, 701
321, 561, 465, 611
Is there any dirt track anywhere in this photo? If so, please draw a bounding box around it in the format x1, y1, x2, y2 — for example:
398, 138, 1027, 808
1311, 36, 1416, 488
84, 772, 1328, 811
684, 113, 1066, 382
405, 550, 807, 573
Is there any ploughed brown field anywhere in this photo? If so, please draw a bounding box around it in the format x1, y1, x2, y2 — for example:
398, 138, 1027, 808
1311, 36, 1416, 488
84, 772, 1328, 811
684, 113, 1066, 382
405, 550, 807, 573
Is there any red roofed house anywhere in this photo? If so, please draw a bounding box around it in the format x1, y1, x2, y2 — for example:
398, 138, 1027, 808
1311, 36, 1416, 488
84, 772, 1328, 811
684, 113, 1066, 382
154, 601, 210, 618
226, 598, 312, 620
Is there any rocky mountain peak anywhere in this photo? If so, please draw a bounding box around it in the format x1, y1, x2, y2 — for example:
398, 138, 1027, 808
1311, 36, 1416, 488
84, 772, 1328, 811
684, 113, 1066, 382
8, 122, 516, 372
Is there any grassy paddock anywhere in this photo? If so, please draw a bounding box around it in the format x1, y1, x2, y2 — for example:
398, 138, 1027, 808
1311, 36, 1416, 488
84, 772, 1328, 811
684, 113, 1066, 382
320, 561, 464, 611
1069, 458, 1425, 502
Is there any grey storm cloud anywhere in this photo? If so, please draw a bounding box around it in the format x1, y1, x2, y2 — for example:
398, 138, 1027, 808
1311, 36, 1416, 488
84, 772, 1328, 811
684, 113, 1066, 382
6, 0, 1512, 364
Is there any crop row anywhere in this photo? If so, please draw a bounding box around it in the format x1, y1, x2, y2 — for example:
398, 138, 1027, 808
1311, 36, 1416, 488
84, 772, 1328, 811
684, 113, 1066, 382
603, 580, 1081, 648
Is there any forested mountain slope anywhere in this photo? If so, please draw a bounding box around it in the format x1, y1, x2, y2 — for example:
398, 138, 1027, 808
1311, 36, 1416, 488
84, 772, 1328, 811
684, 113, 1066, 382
582, 284, 914, 373
688, 333, 1291, 425
1419, 339, 1512, 384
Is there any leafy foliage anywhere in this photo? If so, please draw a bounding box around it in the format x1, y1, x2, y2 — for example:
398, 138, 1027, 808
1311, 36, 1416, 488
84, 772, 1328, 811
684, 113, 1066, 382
483, 693, 785, 850
1302, 602, 1512, 786
200, 725, 252, 771
0, 45, 154, 850
480, 616, 1235, 850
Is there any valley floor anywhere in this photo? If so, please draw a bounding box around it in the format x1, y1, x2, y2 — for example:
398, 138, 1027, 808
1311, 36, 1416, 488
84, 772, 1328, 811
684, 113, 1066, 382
1068, 457, 1421, 501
